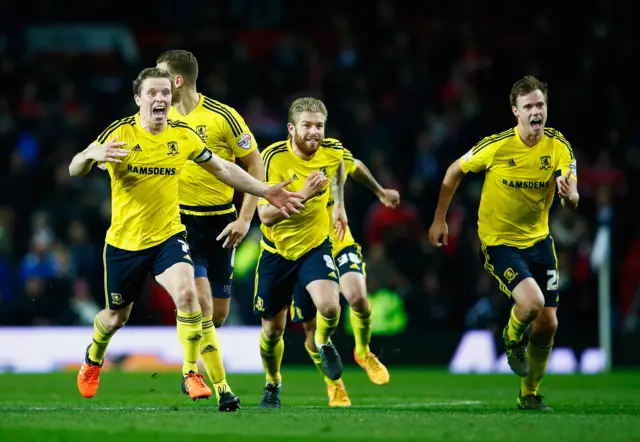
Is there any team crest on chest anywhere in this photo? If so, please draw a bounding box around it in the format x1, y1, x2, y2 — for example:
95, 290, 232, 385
319, 166, 328, 176
539, 156, 552, 170
167, 141, 179, 156
196, 125, 207, 141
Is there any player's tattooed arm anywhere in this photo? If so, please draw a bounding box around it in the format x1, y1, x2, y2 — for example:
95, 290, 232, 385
331, 161, 348, 241
352, 158, 400, 208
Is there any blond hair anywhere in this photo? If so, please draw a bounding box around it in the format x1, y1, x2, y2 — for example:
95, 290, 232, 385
287, 97, 328, 125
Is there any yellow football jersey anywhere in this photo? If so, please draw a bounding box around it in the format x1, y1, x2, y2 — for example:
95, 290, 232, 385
94, 114, 211, 251
259, 138, 344, 260
327, 148, 358, 255
168, 94, 257, 215
460, 127, 577, 248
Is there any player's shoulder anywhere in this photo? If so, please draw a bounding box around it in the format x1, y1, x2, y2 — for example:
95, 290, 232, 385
262, 140, 289, 161
475, 127, 516, 148
167, 118, 199, 137
200, 94, 246, 134
321, 137, 344, 150
544, 127, 571, 146
544, 127, 575, 159
96, 114, 137, 144
321, 138, 345, 161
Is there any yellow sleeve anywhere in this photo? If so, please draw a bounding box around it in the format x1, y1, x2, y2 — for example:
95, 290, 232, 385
343, 148, 358, 176
554, 131, 578, 182
459, 136, 501, 174
223, 106, 257, 158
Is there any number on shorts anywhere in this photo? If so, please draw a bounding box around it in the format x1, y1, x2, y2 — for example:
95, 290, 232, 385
178, 239, 189, 254
337, 252, 361, 267
546, 269, 558, 290
323, 255, 336, 271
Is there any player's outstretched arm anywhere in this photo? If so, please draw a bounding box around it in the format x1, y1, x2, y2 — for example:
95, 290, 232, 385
69, 137, 128, 177
198, 153, 304, 216
351, 158, 400, 208
258, 171, 327, 227
331, 160, 348, 242
428, 159, 465, 247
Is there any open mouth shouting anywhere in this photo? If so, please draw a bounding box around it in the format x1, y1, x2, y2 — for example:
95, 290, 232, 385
152, 103, 166, 118
531, 117, 543, 130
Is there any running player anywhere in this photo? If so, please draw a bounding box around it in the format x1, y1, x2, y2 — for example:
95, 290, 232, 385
301, 148, 400, 406
254, 97, 347, 409
157, 49, 263, 411
70, 67, 303, 401
428, 75, 579, 411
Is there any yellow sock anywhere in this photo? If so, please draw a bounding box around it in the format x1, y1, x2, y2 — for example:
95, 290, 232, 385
521, 343, 552, 396
176, 309, 202, 375
88, 316, 115, 364
259, 329, 284, 385
304, 342, 340, 386
350, 305, 372, 359
506, 305, 530, 342
314, 311, 340, 346
200, 315, 228, 398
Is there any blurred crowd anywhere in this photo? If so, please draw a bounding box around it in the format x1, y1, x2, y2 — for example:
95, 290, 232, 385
0, 0, 638, 339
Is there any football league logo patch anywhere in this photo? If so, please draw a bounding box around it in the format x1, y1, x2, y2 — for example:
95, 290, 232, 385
237, 133, 252, 150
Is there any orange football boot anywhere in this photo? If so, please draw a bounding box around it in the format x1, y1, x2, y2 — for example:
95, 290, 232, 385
77, 346, 102, 398
182, 371, 213, 401
354, 350, 390, 385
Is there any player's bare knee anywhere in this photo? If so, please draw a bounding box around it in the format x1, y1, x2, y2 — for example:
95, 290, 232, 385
212, 315, 226, 328
262, 319, 285, 340
531, 308, 558, 346
175, 284, 199, 312
317, 302, 340, 319
513, 279, 545, 321
348, 292, 369, 313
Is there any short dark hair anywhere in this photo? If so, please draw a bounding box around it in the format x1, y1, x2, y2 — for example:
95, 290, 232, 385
156, 49, 199, 85
510, 75, 549, 107
132, 67, 172, 95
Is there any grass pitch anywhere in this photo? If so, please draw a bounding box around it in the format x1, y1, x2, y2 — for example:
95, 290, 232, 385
0, 368, 638, 441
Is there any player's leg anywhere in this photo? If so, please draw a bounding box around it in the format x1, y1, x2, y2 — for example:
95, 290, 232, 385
78, 243, 145, 398
153, 234, 211, 401
518, 236, 559, 411
336, 245, 389, 385
192, 274, 239, 411
299, 240, 343, 380
253, 247, 297, 409
300, 315, 351, 407
182, 212, 239, 410
259, 309, 287, 408
480, 243, 542, 377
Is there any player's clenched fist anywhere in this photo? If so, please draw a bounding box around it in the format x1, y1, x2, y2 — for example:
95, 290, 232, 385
378, 188, 400, 208
428, 220, 449, 247
86, 137, 129, 164
301, 171, 328, 199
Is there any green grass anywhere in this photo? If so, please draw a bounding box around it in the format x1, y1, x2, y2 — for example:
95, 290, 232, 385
0, 368, 639, 441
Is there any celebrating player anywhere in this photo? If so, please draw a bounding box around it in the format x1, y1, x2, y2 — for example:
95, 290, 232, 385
70, 67, 303, 402
428, 75, 579, 411
301, 149, 399, 406
157, 49, 264, 411
254, 97, 347, 409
